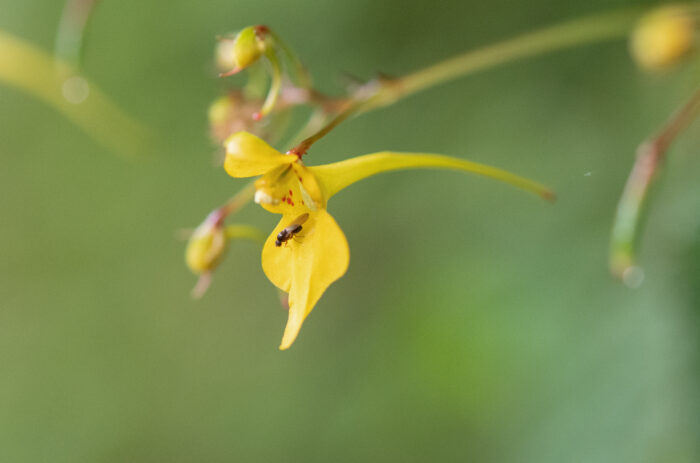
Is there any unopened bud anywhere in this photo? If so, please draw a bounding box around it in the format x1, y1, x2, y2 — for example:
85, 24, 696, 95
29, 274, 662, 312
218, 26, 268, 76
208, 93, 259, 143
185, 220, 227, 274
631, 6, 697, 70
234, 27, 265, 69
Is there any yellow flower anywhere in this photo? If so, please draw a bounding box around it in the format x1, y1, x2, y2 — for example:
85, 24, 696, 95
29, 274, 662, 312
630, 5, 698, 70
224, 132, 553, 349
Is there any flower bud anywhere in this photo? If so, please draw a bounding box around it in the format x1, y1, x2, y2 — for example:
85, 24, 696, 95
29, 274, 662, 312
217, 26, 267, 75
630, 5, 697, 70
185, 219, 227, 274
208, 93, 260, 143
233, 27, 265, 69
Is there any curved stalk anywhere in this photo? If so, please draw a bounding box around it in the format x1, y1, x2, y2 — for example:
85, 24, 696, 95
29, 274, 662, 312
292, 8, 640, 155
387, 9, 639, 105
0, 30, 152, 158
610, 85, 700, 280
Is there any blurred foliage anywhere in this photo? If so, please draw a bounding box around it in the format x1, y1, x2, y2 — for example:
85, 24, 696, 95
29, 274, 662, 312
0, 29, 152, 157
0, 0, 698, 462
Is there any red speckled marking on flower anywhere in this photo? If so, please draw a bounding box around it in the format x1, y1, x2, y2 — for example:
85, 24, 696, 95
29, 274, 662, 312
289, 190, 293, 196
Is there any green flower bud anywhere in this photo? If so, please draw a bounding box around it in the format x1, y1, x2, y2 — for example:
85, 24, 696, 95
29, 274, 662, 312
185, 218, 227, 274
218, 26, 269, 76
233, 26, 265, 69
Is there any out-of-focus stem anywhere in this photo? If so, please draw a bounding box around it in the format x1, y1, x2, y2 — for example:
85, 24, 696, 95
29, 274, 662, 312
55, 0, 99, 68
0, 30, 152, 158
288, 97, 376, 155
610, 85, 700, 279
291, 8, 640, 155
254, 50, 283, 121
386, 9, 639, 105
267, 29, 312, 88
225, 224, 266, 244
194, 181, 254, 233
218, 181, 257, 218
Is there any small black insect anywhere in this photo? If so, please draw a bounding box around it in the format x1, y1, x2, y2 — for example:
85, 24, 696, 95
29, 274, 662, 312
275, 213, 309, 247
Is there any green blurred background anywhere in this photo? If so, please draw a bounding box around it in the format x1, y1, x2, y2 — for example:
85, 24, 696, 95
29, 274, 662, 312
1, 0, 699, 461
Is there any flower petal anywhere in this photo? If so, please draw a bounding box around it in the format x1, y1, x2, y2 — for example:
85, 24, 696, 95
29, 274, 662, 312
309, 151, 555, 201
261, 210, 350, 349
223, 131, 296, 178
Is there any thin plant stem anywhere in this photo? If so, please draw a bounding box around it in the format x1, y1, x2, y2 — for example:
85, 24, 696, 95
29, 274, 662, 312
288, 96, 378, 155
267, 28, 312, 88
0, 30, 152, 158
55, 0, 99, 68
254, 49, 283, 121
389, 9, 639, 103
610, 85, 700, 280
291, 8, 640, 155
225, 224, 267, 244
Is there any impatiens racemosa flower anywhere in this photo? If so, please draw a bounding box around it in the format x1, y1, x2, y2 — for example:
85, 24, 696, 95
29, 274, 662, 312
224, 132, 554, 349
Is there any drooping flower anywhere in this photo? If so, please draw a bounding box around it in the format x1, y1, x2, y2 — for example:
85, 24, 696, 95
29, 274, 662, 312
224, 132, 554, 349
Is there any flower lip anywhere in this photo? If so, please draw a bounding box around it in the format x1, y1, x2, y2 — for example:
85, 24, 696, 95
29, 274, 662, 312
261, 210, 350, 350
